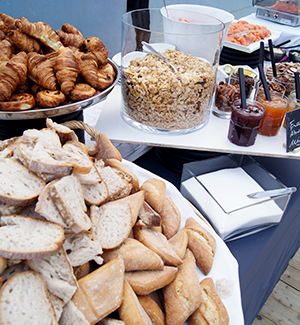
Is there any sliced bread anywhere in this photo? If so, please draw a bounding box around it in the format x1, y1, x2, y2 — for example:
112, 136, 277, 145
90, 201, 132, 249
59, 300, 90, 325
26, 246, 78, 304
0, 158, 45, 207
0, 271, 58, 325
63, 233, 103, 267
49, 174, 92, 234
0, 215, 64, 260
46, 118, 78, 144
35, 179, 68, 228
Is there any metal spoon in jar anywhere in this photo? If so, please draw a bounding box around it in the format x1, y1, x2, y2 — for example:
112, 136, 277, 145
141, 41, 178, 73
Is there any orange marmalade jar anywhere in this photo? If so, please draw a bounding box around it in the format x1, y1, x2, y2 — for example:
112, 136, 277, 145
257, 94, 288, 136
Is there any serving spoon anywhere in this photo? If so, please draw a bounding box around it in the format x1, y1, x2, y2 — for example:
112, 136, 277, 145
142, 41, 178, 73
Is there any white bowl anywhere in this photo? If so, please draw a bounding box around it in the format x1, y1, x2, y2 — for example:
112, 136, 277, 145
160, 7, 225, 62
164, 4, 234, 45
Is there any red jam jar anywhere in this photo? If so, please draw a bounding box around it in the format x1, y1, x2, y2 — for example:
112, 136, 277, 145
228, 99, 265, 146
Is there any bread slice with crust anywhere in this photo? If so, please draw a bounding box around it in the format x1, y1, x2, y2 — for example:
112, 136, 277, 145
49, 174, 92, 234
0, 271, 58, 325
59, 300, 90, 325
0, 158, 45, 207
46, 118, 78, 145
26, 246, 78, 304
91, 191, 145, 249
0, 215, 64, 260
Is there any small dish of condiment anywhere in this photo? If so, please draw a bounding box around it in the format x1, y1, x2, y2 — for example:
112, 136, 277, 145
264, 47, 286, 62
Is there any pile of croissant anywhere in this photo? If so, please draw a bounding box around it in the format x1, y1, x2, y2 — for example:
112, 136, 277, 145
0, 13, 116, 111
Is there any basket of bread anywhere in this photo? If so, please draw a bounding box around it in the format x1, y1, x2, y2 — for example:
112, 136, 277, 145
0, 13, 119, 120
0, 119, 243, 324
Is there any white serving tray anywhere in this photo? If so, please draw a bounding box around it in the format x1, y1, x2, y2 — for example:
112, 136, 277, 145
224, 20, 282, 53
123, 159, 244, 324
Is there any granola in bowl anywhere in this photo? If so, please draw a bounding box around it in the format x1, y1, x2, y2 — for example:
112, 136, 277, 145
121, 49, 216, 132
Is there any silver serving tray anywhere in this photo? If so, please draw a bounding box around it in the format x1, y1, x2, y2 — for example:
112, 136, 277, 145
0, 59, 119, 120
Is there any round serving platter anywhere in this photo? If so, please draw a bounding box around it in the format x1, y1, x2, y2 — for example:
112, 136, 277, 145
0, 59, 119, 121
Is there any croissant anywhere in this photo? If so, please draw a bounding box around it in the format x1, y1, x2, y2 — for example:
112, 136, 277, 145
74, 49, 99, 89
56, 29, 84, 49
0, 30, 5, 40
15, 16, 63, 51
0, 51, 28, 101
7, 29, 41, 53
45, 51, 58, 68
61, 23, 83, 37
85, 36, 108, 66
0, 13, 16, 33
27, 52, 57, 90
0, 39, 12, 67
54, 47, 80, 95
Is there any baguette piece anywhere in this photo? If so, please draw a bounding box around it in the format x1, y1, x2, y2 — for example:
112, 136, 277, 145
75, 256, 125, 322
26, 246, 78, 304
94, 132, 122, 161
160, 192, 181, 239
118, 279, 152, 325
185, 217, 216, 276
138, 201, 161, 227
169, 228, 188, 260
163, 249, 203, 325
59, 300, 90, 325
0, 158, 45, 207
134, 224, 183, 267
188, 277, 229, 325
98, 318, 125, 325
137, 294, 165, 325
140, 178, 166, 213
102, 238, 163, 271
0, 215, 64, 260
125, 265, 178, 295
71, 286, 99, 325
0, 271, 58, 325
50, 174, 92, 234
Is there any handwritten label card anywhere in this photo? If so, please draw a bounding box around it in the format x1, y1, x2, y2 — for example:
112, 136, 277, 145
286, 108, 300, 152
